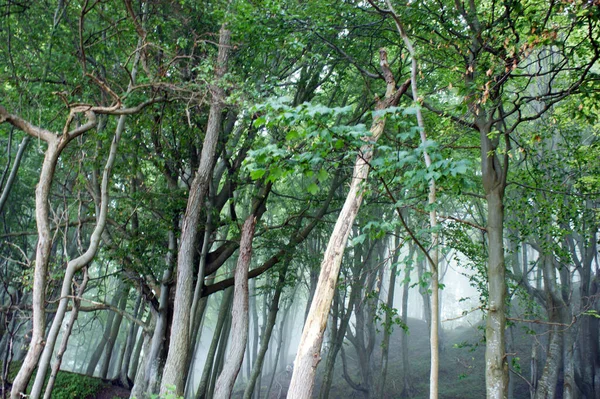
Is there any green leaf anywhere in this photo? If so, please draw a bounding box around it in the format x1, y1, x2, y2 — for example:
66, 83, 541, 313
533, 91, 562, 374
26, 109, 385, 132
250, 168, 266, 180
307, 182, 319, 195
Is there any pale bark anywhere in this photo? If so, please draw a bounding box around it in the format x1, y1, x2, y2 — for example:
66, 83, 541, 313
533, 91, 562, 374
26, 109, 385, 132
485, 186, 509, 399
2, 106, 97, 399
287, 49, 405, 399
160, 26, 231, 396
379, 3, 440, 396
42, 269, 89, 399
31, 97, 131, 397
213, 216, 256, 399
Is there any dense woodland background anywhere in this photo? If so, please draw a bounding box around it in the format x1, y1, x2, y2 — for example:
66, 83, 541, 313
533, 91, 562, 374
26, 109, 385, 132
0, 1, 599, 398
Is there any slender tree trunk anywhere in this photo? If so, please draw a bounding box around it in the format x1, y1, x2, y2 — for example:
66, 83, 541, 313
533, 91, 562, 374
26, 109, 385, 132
401, 246, 415, 397
160, 26, 231, 396
195, 288, 233, 399
287, 49, 406, 399
100, 289, 129, 379
243, 264, 288, 399
0, 135, 29, 215
378, 235, 402, 397
130, 332, 153, 399
208, 315, 231, 399
86, 291, 120, 376
485, 186, 509, 399
120, 294, 143, 388
0, 105, 99, 399
129, 326, 145, 381
42, 269, 89, 399
213, 216, 256, 399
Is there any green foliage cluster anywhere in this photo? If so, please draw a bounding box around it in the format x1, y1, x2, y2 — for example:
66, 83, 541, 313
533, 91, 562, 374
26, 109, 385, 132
4, 361, 106, 399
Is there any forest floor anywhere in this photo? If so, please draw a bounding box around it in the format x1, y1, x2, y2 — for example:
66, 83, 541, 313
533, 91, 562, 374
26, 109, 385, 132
94, 382, 130, 399
262, 317, 536, 399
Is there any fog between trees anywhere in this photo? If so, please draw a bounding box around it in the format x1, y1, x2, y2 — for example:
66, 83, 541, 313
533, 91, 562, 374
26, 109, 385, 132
0, 1, 599, 399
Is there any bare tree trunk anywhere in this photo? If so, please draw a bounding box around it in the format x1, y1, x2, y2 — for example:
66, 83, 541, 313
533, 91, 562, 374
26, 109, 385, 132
213, 216, 256, 399
160, 26, 231, 396
130, 332, 153, 399
379, 4, 441, 396
287, 49, 406, 399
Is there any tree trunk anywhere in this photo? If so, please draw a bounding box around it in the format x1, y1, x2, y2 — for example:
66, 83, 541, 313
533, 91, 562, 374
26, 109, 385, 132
401, 245, 415, 397
120, 294, 143, 388
100, 289, 129, 379
0, 135, 29, 215
287, 49, 405, 399
195, 288, 233, 399
213, 216, 256, 399
378, 235, 403, 397
208, 314, 231, 399
160, 26, 231, 396
243, 264, 288, 399
42, 269, 89, 399
130, 332, 153, 399
86, 290, 120, 376
485, 186, 509, 399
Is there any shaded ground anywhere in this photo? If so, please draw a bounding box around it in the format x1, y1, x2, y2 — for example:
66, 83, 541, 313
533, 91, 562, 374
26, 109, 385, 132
251, 317, 536, 399
94, 382, 130, 399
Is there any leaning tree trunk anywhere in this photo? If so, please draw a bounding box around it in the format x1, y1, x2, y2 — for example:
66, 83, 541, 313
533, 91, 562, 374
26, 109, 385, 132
32, 99, 132, 396
2, 106, 97, 399
213, 216, 256, 399
42, 269, 89, 399
287, 49, 408, 399
160, 26, 231, 397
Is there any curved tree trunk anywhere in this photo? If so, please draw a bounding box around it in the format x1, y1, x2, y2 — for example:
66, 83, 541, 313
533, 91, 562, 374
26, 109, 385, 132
42, 269, 89, 399
287, 49, 407, 399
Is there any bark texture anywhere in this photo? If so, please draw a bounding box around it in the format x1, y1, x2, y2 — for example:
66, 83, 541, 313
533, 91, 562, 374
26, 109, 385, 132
287, 49, 405, 399
213, 215, 256, 399
160, 26, 231, 396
